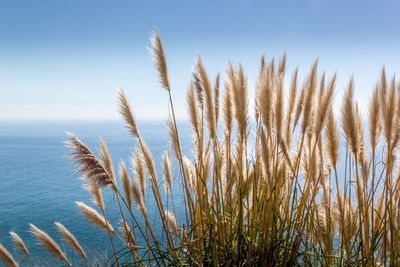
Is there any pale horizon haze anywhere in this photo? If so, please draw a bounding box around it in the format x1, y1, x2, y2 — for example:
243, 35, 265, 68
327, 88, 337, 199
0, 0, 399, 121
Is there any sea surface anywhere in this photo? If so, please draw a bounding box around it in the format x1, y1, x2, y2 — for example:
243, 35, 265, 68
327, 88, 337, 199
0, 121, 192, 266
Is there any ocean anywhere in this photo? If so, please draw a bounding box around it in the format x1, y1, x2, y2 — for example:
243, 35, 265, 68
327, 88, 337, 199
0, 121, 193, 266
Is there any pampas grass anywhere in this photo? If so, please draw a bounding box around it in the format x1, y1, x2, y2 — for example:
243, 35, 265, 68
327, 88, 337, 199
29, 224, 71, 266
118, 89, 139, 138
119, 160, 132, 209
151, 30, 170, 91
132, 150, 146, 197
9, 232, 29, 257
4, 31, 400, 266
66, 133, 113, 188
54, 222, 87, 259
194, 56, 217, 138
163, 151, 173, 192
75, 201, 114, 233
84, 182, 105, 210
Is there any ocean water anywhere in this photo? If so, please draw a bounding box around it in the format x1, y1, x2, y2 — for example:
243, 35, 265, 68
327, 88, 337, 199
0, 121, 192, 266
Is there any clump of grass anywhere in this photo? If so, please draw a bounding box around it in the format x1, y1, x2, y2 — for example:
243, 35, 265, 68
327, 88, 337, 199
2, 31, 400, 266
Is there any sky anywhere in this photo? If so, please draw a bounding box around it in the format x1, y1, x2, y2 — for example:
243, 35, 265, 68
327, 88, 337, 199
0, 0, 399, 121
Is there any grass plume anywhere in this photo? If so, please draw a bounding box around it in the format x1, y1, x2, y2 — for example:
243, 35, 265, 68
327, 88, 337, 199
54, 222, 87, 259
29, 224, 71, 266
9, 232, 29, 257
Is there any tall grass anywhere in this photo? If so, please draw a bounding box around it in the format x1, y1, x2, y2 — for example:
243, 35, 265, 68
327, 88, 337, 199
1, 31, 400, 266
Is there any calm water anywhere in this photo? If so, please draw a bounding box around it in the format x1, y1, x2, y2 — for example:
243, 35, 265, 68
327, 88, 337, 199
0, 121, 192, 266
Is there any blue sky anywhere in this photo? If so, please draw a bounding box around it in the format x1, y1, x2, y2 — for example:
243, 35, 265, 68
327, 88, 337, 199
0, 0, 399, 120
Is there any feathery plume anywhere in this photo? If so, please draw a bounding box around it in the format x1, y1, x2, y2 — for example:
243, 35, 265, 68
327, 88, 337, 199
75, 201, 114, 233
187, 82, 201, 136
183, 156, 196, 191
325, 109, 339, 167
223, 80, 233, 135
275, 74, 285, 137
118, 89, 139, 137
256, 61, 273, 131
194, 56, 216, 138
120, 161, 132, 209
193, 72, 204, 108
140, 141, 158, 183
285, 67, 298, 144
293, 82, 306, 131
381, 75, 398, 145
163, 151, 172, 192
379, 67, 387, 105
132, 150, 146, 197
167, 116, 180, 160
314, 73, 336, 137
301, 60, 318, 133
99, 138, 116, 185
55, 222, 87, 259
150, 30, 170, 91
84, 182, 105, 210
66, 133, 112, 188
355, 105, 366, 167
131, 181, 146, 213
368, 85, 381, 150
230, 63, 249, 139
29, 224, 71, 266
254, 55, 265, 122
318, 72, 326, 98
278, 52, 286, 76
341, 78, 359, 156
260, 128, 271, 180
9, 232, 29, 257
165, 210, 179, 235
